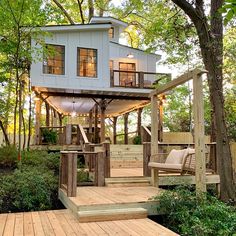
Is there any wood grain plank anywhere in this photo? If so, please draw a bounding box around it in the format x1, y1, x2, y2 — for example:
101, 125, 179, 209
3, 213, 15, 236
46, 211, 66, 236
14, 213, 24, 236
0, 214, 8, 236
54, 210, 77, 236
31, 212, 45, 236
38, 211, 55, 236
23, 212, 34, 236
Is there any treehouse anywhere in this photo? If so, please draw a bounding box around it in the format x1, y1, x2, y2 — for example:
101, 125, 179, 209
30, 16, 168, 146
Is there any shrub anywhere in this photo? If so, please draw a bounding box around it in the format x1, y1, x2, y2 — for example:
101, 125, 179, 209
0, 167, 58, 213
21, 150, 60, 175
41, 128, 58, 144
0, 145, 18, 168
133, 135, 142, 144
153, 186, 236, 236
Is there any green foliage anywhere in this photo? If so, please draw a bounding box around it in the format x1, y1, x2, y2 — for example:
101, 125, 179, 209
0, 167, 58, 212
133, 135, 142, 144
0, 145, 18, 168
221, 0, 236, 25
41, 128, 58, 144
153, 187, 236, 236
0, 150, 60, 213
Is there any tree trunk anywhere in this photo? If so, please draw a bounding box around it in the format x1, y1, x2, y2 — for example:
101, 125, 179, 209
172, 0, 236, 201
13, 78, 19, 145
0, 120, 10, 146
88, 0, 94, 21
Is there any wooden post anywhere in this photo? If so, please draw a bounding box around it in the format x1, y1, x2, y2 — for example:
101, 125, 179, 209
193, 73, 206, 194
137, 108, 143, 137
100, 99, 106, 143
143, 142, 151, 176
159, 98, 164, 142
35, 98, 42, 145
45, 102, 50, 127
151, 94, 159, 186
89, 109, 93, 136
124, 113, 129, 144
94, 104, 99, 143
66, 152, 77, 197
110, 70, 114, 87
65, 124, 72, 145
95, 151, 105, 186
103, 141, 110, 178
113, 116, 117, 144
139, 72, 144, 88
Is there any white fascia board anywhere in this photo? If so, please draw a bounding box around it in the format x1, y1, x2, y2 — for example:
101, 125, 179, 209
31, 24, 111, 33
109, 42, 162, 61
90, 17, 128, 28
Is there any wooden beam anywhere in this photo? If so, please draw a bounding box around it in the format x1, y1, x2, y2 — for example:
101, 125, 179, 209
45, 102, 50, 127
137, 108, 143, 136
35, 98, 42, 145
193, 72, 207, 194
150, 68, 207, 97
113, 117, 117, 144
124, 113, 129, 144
151, 94, 159, 187
100, 99, 106, 142
94, 104, 99, 143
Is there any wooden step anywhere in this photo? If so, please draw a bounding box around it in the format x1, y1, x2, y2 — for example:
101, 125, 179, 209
77, 207, 148, 222
105, 177, 151, 187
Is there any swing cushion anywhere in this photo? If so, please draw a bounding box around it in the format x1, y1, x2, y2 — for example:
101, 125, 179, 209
165, 149, 189, 164
148, 148, 192, 172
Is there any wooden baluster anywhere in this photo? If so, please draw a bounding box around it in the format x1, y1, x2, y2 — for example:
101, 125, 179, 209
103, 141, 110, 178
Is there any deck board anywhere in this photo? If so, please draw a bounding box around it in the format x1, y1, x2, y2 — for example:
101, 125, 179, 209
72, 186, 160, 207
0, 210, 178, 236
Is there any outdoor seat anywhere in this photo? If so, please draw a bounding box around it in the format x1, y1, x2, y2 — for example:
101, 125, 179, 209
148, 148, 195, 174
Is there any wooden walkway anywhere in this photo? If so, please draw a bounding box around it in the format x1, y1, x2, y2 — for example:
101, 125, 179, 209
0, 209, 178, 235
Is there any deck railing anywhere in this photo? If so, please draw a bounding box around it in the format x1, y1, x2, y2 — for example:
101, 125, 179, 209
110, 70, 171, 89
59, 141, 110, 197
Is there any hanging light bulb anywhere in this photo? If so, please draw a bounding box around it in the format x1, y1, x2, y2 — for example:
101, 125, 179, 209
71, 100, 76, 117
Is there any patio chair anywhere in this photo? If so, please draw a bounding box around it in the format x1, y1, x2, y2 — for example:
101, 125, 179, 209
148, 148, 195, 175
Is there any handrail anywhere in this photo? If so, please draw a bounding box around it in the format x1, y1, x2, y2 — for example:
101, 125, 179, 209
78, 124, 89, 144
142, 125, 151, 136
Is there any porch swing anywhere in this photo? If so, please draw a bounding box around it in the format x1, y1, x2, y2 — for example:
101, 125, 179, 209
148, 77, 196, 175
148, 108, 196, 174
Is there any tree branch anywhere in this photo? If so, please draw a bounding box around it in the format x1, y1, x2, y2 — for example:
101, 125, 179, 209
77, 0, 85, 24
52, 0, 75, 24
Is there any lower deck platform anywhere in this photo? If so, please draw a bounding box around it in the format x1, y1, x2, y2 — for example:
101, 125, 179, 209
0, 209, 178, 235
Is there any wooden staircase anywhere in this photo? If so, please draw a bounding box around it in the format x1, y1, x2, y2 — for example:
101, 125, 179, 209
105, 176, 151, 187
78, 207, 148, 222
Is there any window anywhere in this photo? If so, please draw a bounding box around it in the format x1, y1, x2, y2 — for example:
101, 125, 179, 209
109, 60, 113, 71
43, 44, 65, 75
119, 62, 136, 87
109, 27, 114, 39
77, 48, 97, 77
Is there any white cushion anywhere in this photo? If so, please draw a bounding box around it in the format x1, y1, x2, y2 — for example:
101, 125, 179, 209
165, 149, 188, 164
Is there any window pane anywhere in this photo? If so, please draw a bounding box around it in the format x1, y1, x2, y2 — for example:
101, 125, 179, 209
119, 63, 136, 87
43, 44, 65, 75
77, 48, 97, 78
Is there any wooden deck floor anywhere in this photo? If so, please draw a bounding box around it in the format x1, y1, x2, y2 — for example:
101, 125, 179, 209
111, 168, 143, 177
72, 186, 160, 206
0, 209, 178, 236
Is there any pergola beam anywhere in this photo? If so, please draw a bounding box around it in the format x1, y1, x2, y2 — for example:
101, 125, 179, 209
150, 68, 207, 97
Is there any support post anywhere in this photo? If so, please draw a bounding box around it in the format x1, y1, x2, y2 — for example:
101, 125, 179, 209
100, 99, 106, 143
193, 73, 206, 194
66, 152, 77, 197
89, 109, 93, 134
143, 142, 151, 176
94, 104, 99, 143
35, 98, 42, 145
95, 151, 105, 186
151, 94, 159, 186
65, 124, 72, 145
113, 116, 117, 144
137, 108, 143, 137
124, 113, 129, 144
45, 102, 50, 127
103, 141, 110, 178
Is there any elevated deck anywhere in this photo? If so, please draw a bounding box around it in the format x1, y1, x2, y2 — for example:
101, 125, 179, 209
59, 186, 161, 223
0, 209, 178, 235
